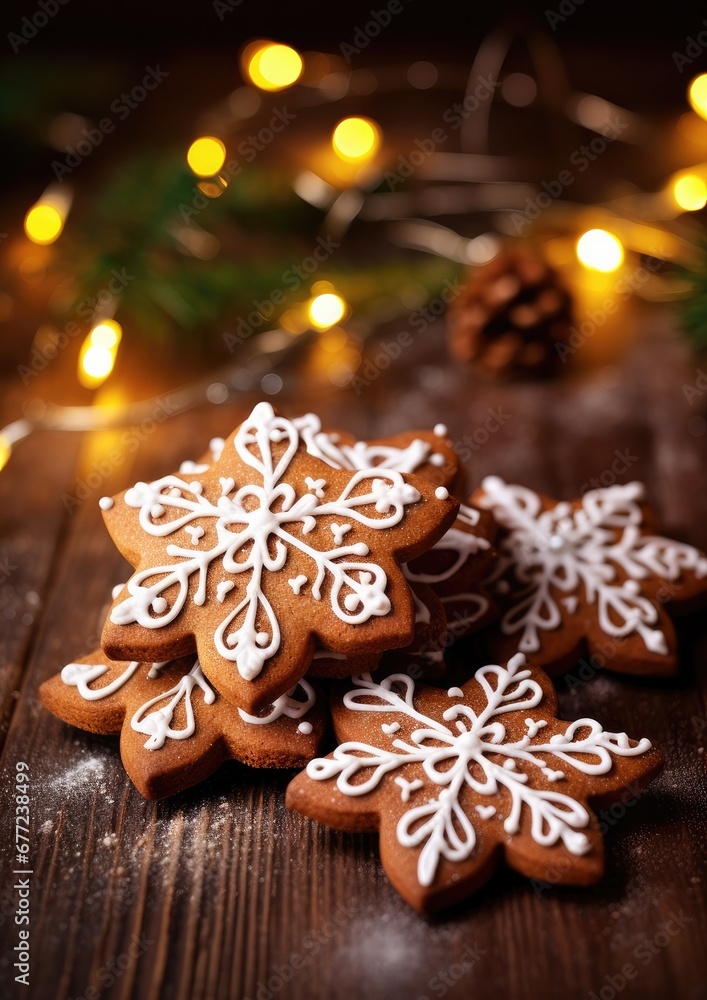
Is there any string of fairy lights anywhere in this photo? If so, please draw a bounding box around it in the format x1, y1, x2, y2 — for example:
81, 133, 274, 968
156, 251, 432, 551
5, 37, 707, 473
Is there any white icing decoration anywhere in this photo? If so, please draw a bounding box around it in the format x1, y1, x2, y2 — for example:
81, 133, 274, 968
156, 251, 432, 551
210, 437, 225, 462
305, 476, 326, 498
216, 580, 235, 602
99, 497, 114, 511
404, 504, 491, 587
434, 424, 447, 437
110, 403, 422, 682
147, 661, 170, 678
304, 654, 653, 888
131, 660, 215, 750
442, 593, 490, 632
478, 478, 707, 656
542, 768, 565, 782
382, 722, 401, 735
412, 587, 431, 625
525, 718, 547, 737
112, 583, 125, 600
561, 596, 578, 613
151, 504, 165, 519
220, 477, 235, 496
429, 454, 446, 467
238, 679, 316, 725
298, 721, 313, 735
61, 660, 140, 700
475, 804, 496, 819
294, 413, 434, 476
395, 776, 423, 802
435, 487, 449, 500
447, 687, 464, 698
179, 460, 209, 475
330, 522, 352, 545
184, 524, 204, 545
288, 574, 308, 595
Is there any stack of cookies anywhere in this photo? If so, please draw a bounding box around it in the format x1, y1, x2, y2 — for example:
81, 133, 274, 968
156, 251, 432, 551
40, 401, 707, 913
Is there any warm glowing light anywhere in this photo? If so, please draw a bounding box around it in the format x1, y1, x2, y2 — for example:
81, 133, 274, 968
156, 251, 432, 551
247, 43, 303, 91
0, 434, 10, 473
24, 204, 63, 245
79, 320, 122, 387
688, 74, 707, 122
332, 117, 380, 162
576, 229, 624, 272
89, 319, 122, 350
186, 136, 226, 177
81, 345, 115, 382
673, 174, 707, 211
308, 292, 346, 330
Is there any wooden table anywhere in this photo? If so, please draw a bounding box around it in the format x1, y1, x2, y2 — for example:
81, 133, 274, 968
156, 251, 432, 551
1, 308, 706, 1000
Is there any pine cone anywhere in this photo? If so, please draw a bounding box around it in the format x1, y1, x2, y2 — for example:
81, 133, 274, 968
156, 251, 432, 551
446, 245, 573, 378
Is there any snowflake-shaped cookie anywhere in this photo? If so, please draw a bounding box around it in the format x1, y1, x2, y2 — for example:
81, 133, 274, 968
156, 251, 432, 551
473, 477, 707, 676
176, 415, 496, 679
286, 654, 662, 912
40, 651, 326, 799
100, 402, 458, 712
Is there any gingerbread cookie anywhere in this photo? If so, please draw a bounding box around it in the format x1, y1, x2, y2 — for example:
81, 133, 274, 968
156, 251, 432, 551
473, 478, 707, 676
176, 417, 466, 683
286, 653, 662, 912
100, 402, 458, 713
40, 650, 327, 799
185, 419, 497, 656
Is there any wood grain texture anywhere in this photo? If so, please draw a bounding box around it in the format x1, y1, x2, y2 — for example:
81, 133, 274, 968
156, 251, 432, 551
1, 320, 706, 1000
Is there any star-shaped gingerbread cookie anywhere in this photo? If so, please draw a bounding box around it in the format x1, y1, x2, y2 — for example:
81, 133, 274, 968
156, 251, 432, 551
40, 651, 327, 799
286, 654, 662, 912
100, 402, 458, 712
473, 477, 707, 676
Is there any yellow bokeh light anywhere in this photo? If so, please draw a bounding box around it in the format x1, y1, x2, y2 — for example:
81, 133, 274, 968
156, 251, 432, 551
80, 344, 116, 384
673, 174, 707, 211
186, 136, 226, 177
576, 229, 624, 273
688, 74, 707, 122
90, 319, 122, 350
0, 434, 10, 473
332, 117, 381, 162
24, 204, 63, 245
308, 292, 346, 330
247, 43, 303, 91
79, 321, 122, 387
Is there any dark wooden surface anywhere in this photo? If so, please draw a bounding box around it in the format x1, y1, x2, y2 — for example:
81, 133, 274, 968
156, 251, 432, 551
1, 309, 706, 1000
